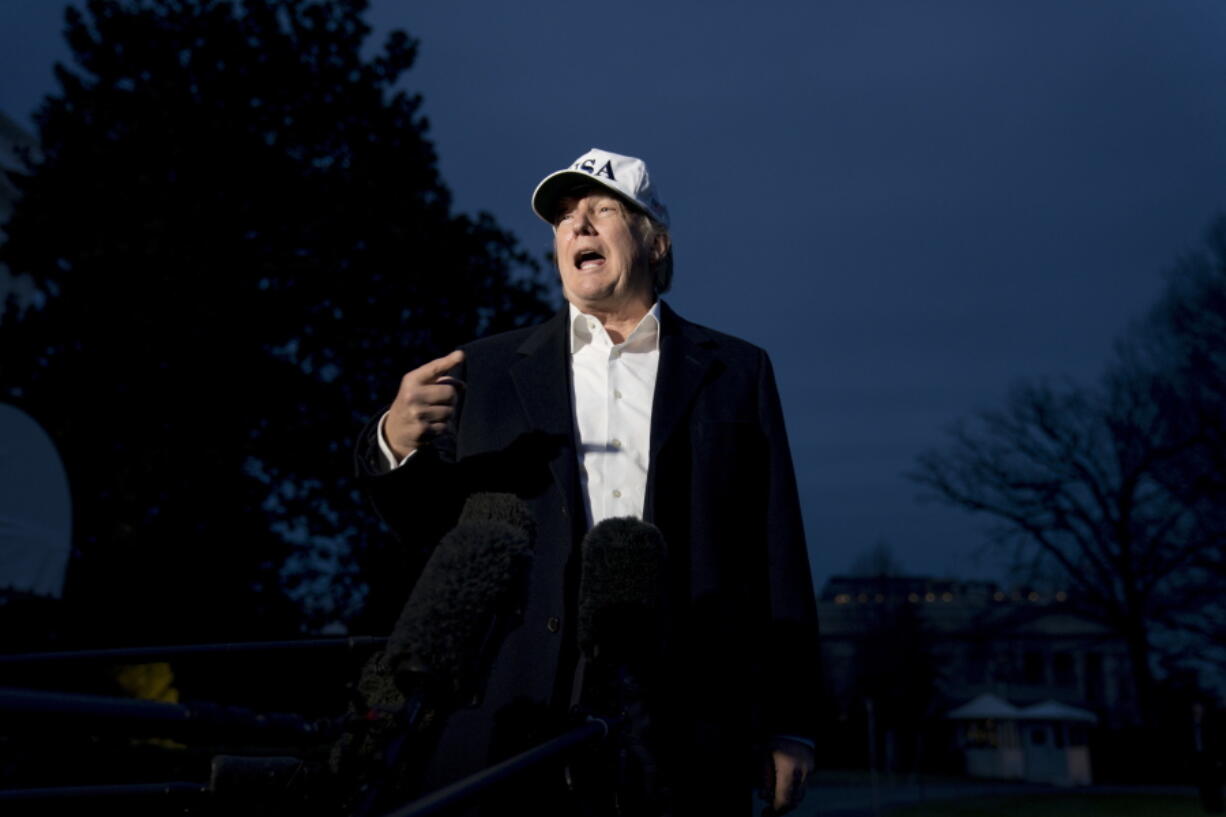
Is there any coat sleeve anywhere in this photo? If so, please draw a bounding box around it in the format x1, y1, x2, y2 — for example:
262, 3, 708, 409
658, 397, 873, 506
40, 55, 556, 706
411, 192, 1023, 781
352, 357, 468, 628
756, 349, 822, 740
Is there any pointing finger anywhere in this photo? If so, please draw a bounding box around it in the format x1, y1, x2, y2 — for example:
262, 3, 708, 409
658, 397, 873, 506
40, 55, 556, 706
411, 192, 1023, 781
421, 349, 464, 381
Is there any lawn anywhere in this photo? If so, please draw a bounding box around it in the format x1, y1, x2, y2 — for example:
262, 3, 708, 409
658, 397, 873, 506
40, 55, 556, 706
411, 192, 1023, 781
885, 792, 1205, 817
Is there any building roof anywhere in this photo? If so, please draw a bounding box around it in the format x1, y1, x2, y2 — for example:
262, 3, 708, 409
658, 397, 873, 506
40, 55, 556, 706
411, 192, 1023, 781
947, 692, 1020, 720
819, 574, 1114, 639
946, 693, 1100, 724
1019, 699, 1098, 724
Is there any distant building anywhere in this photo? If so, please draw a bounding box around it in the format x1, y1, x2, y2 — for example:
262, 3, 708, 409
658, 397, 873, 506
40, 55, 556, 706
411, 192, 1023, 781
818, 574, 1139, 781
820, 574, 1137, 724
947, 692, 1097, 786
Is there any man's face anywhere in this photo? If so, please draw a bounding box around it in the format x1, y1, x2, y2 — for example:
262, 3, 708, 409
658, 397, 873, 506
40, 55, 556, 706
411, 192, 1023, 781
552, 191, 653, 315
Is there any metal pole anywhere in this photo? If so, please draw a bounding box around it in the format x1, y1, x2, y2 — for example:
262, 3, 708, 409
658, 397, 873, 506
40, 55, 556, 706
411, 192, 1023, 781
0, 636, 387, 665
382, 717, 614, 817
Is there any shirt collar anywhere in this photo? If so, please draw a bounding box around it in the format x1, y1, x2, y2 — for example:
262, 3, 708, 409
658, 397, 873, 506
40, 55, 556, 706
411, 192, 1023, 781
569, 301, 662, 355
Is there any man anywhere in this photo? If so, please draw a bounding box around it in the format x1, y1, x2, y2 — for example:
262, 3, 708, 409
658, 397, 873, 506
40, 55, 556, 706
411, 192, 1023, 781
357, 148, 819, 815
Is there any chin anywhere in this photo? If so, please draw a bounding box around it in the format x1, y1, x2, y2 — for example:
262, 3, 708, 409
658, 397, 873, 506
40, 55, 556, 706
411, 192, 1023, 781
568, 285, 614, 304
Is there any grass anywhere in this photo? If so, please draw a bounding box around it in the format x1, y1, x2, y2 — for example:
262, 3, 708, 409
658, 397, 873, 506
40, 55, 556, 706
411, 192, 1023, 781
884, 792, 1204, 817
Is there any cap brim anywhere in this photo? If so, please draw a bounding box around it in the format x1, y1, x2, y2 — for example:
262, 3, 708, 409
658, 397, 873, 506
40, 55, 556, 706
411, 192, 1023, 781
530, 170, 628, 225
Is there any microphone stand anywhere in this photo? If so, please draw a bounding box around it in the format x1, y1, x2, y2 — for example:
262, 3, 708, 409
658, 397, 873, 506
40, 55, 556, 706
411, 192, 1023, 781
349, 681, 441, 817
381, 714, 621, 817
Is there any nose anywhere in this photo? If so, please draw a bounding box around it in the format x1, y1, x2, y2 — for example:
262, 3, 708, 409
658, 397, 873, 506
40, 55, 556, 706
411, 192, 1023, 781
566, 208, 595, 235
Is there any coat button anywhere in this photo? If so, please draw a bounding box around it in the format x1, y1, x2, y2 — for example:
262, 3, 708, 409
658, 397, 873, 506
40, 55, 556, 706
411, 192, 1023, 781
546, 616, 561, 633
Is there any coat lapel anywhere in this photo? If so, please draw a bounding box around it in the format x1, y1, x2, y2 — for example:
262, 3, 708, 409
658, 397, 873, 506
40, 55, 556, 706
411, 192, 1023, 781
645, 301, 721, 521
509, 308, 583, 520
505, 303, 720, 527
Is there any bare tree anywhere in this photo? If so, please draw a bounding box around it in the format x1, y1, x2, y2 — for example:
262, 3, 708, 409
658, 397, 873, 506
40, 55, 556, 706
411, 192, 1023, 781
1114, 217, 1226, 676
912, 218, 1226, 721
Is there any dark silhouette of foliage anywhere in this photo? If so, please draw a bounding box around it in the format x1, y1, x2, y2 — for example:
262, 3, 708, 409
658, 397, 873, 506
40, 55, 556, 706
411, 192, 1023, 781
912, 218, 1226, 723
0, 0, 555, 643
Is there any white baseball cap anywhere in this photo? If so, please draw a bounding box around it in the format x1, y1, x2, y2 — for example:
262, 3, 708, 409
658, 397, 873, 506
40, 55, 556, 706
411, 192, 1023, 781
531, 147, 670, 228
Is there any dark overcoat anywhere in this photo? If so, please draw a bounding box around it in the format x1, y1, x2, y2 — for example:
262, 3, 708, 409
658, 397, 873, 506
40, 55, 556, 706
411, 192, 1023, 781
356, 302, 820, 816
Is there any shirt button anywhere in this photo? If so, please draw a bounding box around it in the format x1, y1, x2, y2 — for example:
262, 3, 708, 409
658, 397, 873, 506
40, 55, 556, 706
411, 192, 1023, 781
611, 439, 622, 449
612, 489, 622, 498
614, 390, 623, 399
546, 616, 561, 633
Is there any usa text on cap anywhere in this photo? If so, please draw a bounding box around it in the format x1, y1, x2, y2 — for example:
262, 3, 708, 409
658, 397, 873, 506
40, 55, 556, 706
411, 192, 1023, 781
531, 148, 669, 228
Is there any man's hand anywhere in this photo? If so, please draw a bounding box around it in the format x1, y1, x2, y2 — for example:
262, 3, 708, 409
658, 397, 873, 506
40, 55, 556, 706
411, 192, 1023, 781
760, 738, 815, 816
385, 350, 465, 459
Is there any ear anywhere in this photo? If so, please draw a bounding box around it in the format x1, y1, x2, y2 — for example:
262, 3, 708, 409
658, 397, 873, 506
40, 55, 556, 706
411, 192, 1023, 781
650, 232, 670, 264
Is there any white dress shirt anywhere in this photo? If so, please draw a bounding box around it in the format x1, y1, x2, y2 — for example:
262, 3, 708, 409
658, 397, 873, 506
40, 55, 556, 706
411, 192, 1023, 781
568, 302, 660, 527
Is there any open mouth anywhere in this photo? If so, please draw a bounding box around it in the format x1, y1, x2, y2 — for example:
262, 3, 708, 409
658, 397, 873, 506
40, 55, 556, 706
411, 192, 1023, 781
575, 250, 605, 270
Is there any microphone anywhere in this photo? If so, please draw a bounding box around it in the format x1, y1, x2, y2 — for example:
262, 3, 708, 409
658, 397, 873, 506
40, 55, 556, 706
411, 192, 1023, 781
456, 491, 537, 541
386, 494, 535, 702
570, 517, 670, 815
377, 516, 668, 817
577, 517, 668, 666
334, 493, 535, 814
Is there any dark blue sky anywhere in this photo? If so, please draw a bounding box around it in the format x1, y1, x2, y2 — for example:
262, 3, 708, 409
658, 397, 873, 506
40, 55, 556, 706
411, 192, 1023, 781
3, 1, 1226, 588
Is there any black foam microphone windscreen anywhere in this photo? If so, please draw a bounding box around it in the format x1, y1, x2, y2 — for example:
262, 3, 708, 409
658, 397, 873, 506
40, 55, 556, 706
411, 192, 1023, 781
572, 517, 671, 814
576, 516, 668, 664
458, 492, 537, 546
386, 494, 534, 701
333, 496, 535, 814
386, 521, 530, 693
